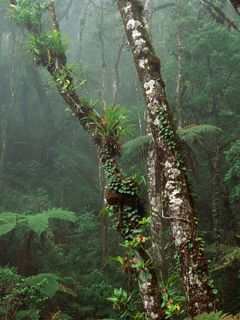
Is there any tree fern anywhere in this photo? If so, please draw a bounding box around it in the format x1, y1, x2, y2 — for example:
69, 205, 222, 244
0, 208, 76, 238
189, 311, 229, 319
178, 124, 222, 144
122, 124, 221, 160
122, 135, 152, 160
26, 213, 49, 236
0, 212, 17, 237
26, 273, 60, 298
46, 208, 76, 222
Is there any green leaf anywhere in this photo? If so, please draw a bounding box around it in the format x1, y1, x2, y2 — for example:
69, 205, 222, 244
0, 212, 17, 237
178, 124, 222, 144
46, 208, 76, 222
26, 214, 49, 236
26, 273, 60, 298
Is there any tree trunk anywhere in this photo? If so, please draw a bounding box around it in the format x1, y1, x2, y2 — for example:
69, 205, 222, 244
0, 116, 8, 192
143, 0, 165, 282
0, 29, 17, 192
212, 145, 222, 257
176, 23, 184, 129
10, 1, 166, 318
117, 0, 215, 316
99, 162, 109, 264
147, 143, 165, 281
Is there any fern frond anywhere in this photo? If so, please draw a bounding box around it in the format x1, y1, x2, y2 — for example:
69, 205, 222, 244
178, 124, 222, 144
26, 213, 49, 236
26, 273, 60, 298
122, 135, 152, 158
16, 309, 40, 320
46, 208, 76, 222
0, 212, 17, 237
191, 311, 229, 319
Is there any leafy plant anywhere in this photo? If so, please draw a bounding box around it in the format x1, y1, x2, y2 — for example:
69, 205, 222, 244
0, 267, 73, 320
122, 135, 151, 159
159, 272, 187, 319
178, 124, 222, 145
0, 208, 76, 237
184, 311, 229, 320
88, 106, 132, 144
27, 31, 68, 65
211, 245, 240, 274
11, 0, 49, 30
225, 140, 240, 202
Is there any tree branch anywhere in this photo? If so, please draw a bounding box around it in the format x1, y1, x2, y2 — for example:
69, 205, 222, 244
201, 0, 240, 32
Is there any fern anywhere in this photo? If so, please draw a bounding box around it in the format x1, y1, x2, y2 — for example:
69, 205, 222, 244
26, 213, 49, 236
211, 245, 240, 273
16, 309, 40, 320
123, 135, 152, 157
192, 311, 229, 319
26, 208, 76, 236
178, 124, 222, 144
26, 273, 60, 298
46, 208, 76, 222
0, 212, 17, 237
0, 208, 76, 238
122, 125, 221, 159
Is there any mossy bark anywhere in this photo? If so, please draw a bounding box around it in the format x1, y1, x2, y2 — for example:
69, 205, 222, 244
117, 0, 215, 317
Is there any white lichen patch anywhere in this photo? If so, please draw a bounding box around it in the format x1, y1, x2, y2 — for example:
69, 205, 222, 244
139, 58, 148, 69
134, 38, 146, 51
151, 312, 160, 319
124, 3, 131, 13
126, 19, 141, 30
172, 223, 187, 246
132, 29, 142, 39
144, 79, 156, 95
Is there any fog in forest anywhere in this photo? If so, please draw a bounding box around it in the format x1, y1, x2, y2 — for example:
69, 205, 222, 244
0, 0, 240, 319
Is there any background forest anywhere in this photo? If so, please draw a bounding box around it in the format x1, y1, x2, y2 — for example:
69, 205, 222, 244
0, 0, 240, 319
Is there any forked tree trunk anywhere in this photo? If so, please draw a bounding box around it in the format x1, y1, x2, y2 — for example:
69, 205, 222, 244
117, 0, 215, 317
9, 1, 166, 318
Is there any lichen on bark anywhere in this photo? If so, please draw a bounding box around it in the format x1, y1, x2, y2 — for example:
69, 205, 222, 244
117, 0, 215, 317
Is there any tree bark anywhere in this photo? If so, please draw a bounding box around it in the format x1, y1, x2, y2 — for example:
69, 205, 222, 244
212, 145, 221, 257
143, 0, 165, 281
175, 23, 184, 129
147, 143, 165, 280
117, 0, 215, 317
229, 0, 240, 15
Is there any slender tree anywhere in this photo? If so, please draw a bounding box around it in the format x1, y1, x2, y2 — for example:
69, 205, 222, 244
0, 28, 16, 192
116, 0, 215, 317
